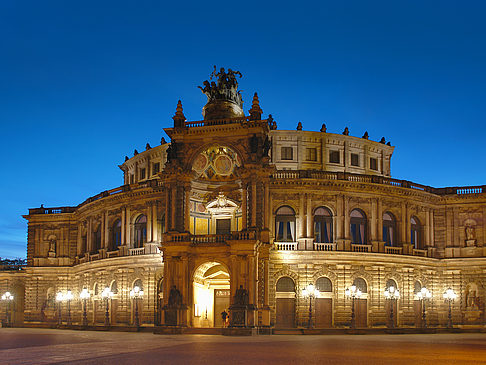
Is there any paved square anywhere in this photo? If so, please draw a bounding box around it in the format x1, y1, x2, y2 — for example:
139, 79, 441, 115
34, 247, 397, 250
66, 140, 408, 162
1, 328, 486, 364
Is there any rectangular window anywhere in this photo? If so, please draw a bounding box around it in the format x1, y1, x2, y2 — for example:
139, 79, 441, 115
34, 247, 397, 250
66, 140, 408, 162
140, 168, 146, 180
130, 174, 134, 184
351, 153, 359, 167
216, 219, 231, 234
370, 158, 378, 171
153, 162, 160, 175
281, 147, 293, 160
329, 150, 340, 164
306, 148, 317, 161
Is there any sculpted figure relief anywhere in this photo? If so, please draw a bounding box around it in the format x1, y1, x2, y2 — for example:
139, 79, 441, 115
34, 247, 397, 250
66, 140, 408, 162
465, 224, 476, 241
198, 66, 243, 107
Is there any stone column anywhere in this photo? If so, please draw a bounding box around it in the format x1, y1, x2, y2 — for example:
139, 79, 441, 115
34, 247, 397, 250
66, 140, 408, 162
147, 203, 153, 243
152, 203, 158, 242
87, 218, 92, 253
299, 194, 305, 238
425, 208, 430, 247
171, 187, 176, 231
251, 181, 257, 227
121, 208, 126, 244
241, 184, 247, 230
164, 189, 169, 234
401, 202, 407, 244
306, 194, 313, 238
77, 223, 82, 256
104, 211, 109, 249
263, 182, 270, 230
184, 185, 191, 232
125, 207, 131, 246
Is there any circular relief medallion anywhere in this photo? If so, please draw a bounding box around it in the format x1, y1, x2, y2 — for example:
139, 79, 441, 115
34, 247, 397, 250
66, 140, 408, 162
192, 153, 208, 174
213, 155, 233, 176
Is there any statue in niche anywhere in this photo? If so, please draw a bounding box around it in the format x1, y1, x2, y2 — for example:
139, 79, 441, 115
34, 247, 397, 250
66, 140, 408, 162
263, 136, 271, 157
48, 239, 56, 257
234, 285, 249, 306
465, 225, 476, 241
464, 220, 477, 246
466, 286, 480, 310
168, 285, 183, 308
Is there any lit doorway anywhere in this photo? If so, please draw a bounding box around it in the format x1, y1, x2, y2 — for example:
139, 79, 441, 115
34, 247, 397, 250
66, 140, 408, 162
193, 262, 230, 327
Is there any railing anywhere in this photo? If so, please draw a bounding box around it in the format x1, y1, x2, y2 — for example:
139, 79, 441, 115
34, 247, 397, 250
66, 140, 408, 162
385, 246, 403, 255
191, 234, 230, 244
129, 247, 145, 256
28, 206, 77, 215
314, 242, 336, 251
184, 116, 252, 128
90, 253, 100, 261
271, 170, 486, 196
106, 250, 120, 258
275, 242, 297, 251
413, 249, 428, 257
351, 244, 372, 253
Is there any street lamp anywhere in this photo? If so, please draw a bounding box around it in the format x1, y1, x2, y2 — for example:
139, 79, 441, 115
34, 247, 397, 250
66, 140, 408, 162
130, 286, 144, 328
443, 288, 457, 329
415, 287, 432, 328
101, 287, 113, 327
384, 286, 400, 329
302, 283, 320, 328
56, 292, 64, 326
79, 288, 90, 327
1, 291, 14, 327
345, 285, 362, 329
65, 290, 73, 326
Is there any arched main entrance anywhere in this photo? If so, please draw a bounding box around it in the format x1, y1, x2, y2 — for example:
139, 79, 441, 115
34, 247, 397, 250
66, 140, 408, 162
192, 262, 230, 328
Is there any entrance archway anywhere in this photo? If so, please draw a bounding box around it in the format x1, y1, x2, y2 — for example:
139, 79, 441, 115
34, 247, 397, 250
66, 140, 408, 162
193, 262, 230, 328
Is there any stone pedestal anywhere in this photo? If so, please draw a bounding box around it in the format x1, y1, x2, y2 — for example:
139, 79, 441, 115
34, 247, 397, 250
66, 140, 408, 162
466, 239, 476, 247
163, 307, 187, 327
229, 305, 248, 327
464, 309, 482, 324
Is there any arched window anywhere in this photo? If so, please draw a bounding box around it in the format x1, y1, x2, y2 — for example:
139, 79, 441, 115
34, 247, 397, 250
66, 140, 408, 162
111, 219, 122, 250
314, 207, 333, 243
134, 215, 147, 248
93, 226, 101, 253
413, 281, 422, 295
275, 206, 296, 242
350, 209, 367, 244
353, 277, 367, 293
110, 281, 118, 295
411, 216, 422, 249
133, 279, 143, 291
316, 277, 332, 292
276, 277, 295, 292
386, 279, 398, 291
383, 212, 397, 246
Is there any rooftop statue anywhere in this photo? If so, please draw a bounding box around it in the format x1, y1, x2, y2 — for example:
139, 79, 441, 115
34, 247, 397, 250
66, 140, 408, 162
198, 66, 243, 108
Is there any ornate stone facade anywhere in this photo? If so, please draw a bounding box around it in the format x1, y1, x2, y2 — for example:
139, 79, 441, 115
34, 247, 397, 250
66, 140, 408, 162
1, 68, 486, 330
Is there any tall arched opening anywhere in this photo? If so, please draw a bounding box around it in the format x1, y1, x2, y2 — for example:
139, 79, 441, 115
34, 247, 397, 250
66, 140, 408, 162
192, 262, 230, 328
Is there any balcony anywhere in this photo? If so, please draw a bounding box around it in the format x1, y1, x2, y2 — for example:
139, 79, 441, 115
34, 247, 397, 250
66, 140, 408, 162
274, 242, 298, 251
314, 242, 336, 251
385, 246, 403, 255
351, 244, 372, 253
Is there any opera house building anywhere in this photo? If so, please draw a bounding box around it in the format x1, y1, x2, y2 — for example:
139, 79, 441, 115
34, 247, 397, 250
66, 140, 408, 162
1, 68, 485, 332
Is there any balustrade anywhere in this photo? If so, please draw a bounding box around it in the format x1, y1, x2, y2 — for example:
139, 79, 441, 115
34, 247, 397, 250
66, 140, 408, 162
274, 242, 297, 251
314, 242, 336, 251
385, 246, 403, 255
129, 247, 145, 256
351, 244, 372, 253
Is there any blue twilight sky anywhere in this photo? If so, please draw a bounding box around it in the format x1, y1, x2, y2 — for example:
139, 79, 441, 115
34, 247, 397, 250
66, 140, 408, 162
1, 1, 486, 259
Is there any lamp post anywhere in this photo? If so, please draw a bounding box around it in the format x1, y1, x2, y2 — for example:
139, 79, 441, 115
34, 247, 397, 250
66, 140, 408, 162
384, 286, 400, 329
130, 286, 144, 328
345, 285, 362, 329
101, 287, 113, 327
415, 287, 432, 328
302, 283, 320, 329
443, 288, 457, 329
65, 290, 73, 326
1, 291, 14, 327
56, 292, 64, 326
79, 288, 90, 327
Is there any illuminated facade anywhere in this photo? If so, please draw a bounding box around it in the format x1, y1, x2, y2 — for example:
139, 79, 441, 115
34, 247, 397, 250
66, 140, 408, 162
2, 69, 486, 331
